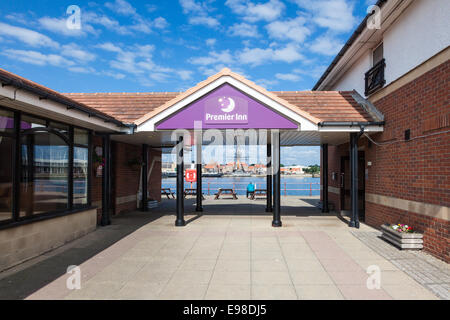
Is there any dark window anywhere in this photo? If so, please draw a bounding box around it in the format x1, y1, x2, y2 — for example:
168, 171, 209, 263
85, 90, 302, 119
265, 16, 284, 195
74, 128, 89, 146
0, 136, 13, 221
365, 43, 385, 96
0, 106, 92, 227
20, 130, 69, 216
0, 109, 15, 134
21, 115, 46, 130
373, 43, 383, 65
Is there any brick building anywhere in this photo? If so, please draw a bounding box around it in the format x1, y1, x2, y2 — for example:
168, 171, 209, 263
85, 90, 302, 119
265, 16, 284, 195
0, 0, 447, 273
315, 0, 449, 262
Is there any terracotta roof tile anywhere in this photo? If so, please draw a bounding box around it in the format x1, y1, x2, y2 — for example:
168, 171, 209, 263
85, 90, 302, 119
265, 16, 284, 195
64, 92, 181, 123
64, 90, 375, 124
0, 68, 123, 125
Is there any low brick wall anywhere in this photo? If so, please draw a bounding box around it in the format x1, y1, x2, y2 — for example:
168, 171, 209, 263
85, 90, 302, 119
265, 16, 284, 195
0, 209, 97, 272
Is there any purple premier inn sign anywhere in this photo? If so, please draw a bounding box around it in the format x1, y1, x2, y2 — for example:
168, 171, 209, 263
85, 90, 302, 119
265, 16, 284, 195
156, 84, 298, 130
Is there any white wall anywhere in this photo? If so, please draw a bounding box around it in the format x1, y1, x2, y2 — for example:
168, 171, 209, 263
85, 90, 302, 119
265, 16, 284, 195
332, 0, 450, 94
331, 51, 371, 95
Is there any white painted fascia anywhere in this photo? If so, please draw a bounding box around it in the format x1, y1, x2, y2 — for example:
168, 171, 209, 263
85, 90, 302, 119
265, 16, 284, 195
137, 75, 318, 132
0, 85, 124, 132
316, 0, 413, 91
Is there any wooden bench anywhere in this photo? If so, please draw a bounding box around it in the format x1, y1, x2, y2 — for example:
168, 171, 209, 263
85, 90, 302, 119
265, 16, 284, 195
250, 189, 267, 200
161, 188, 175, 199
214, 188, 238, 200
184, 188, 205, 199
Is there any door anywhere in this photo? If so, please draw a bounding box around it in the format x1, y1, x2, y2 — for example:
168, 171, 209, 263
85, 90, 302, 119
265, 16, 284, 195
340, 152, 365, 221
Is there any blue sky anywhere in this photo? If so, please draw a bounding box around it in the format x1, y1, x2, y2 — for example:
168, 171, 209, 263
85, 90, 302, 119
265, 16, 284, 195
0, 0, 376, 165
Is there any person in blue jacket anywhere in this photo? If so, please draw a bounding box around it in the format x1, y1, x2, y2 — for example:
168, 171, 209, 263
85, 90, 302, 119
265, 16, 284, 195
246, 182, 255, 198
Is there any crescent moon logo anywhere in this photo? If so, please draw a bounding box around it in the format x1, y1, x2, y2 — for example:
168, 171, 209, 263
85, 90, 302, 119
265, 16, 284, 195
218, 97, 235, 113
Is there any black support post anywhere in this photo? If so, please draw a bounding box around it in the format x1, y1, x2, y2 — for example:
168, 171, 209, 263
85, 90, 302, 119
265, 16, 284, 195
175, 136, 185, 226
101, 134, 111, 226
265, 142, 272, 212
322, 144, 329, 213
68, 127, 74, 209
142, 144, 148, 212
196, 142, 203, 212
272, 131, 282, 227
349, 133, 360, 228
12, 111, 21, 221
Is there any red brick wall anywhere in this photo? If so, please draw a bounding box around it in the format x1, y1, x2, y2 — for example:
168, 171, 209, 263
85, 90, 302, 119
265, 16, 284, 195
148, 148, 162, 202
112, 141, 141, 215
325, 60, 450, 262
90, 137, 162, 219
91, 136, 103, 224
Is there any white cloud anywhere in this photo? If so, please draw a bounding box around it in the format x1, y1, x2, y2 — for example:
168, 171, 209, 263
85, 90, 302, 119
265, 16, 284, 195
275, 73, 301, 81
1, 49, 74, 67
179, 0, 205, 13
105, 0, 137, 16
293, 64, 328, 79
0, 22, 59, 48
309, 35, 343, 55
190, 50, 235, 66
68, 66, 96, 74
83, 11, 130, 35
102, 70, 126, 79
294, 0, 357, 32
177, 70, 193, 80
225, 0, 285, 22
206, 38, 216, 46
179, 0, 220, 28
266, 17, 311, 42
238, 44, 303, 66
153, 17, 169, 29
96, 42, 188, 86
189, 16, 220, 28
96, 42, 123, 53
61, 43, 96, 63
39, 17, 99, 37
255, 78, 279, 89
229, 23, 260, 38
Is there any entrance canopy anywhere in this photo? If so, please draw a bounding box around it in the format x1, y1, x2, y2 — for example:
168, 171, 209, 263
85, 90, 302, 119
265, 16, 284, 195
65, 68, 384, 147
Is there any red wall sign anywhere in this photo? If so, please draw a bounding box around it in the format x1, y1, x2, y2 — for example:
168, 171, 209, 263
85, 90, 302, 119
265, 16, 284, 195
185, 169, 197, 182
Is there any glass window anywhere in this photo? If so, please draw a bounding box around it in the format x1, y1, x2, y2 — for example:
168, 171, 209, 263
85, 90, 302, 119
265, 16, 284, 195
20, 131, 69, 217
74, 146, 88, 206
74, 128, 89, 146
21, 115, 46, 131
49, 121, 70, 138
0, 135, 13, 221
373, 43, 383, 65
0, 109, 14, 135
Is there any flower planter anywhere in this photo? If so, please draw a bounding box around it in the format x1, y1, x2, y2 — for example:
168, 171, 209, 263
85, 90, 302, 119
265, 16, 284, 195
380, 224, 423, 250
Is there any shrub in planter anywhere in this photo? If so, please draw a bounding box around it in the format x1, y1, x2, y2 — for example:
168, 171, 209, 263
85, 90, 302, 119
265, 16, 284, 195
380, 223, 423, 250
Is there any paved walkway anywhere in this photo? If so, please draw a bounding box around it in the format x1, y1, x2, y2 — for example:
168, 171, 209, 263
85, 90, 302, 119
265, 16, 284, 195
352, 231, 450, 300
0, 196, 442, 300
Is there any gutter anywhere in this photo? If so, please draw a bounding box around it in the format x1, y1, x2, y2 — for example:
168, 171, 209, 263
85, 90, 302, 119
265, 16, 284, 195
312, 0, 388, 91
0, 73, 126, 128
318, 121, 385, 127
